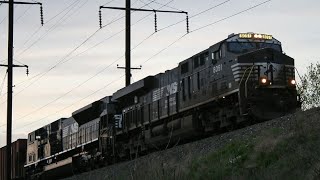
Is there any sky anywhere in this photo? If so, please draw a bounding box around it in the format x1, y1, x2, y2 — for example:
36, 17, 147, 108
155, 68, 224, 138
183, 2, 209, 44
0, 0, 319, 147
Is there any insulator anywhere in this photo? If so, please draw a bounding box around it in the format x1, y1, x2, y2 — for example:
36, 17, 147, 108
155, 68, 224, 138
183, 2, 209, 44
186, 14, 189, 33
99, 9, 102, 29
154, 11, 157, 33
26, 67, 29, 76
40, 5, 44, 26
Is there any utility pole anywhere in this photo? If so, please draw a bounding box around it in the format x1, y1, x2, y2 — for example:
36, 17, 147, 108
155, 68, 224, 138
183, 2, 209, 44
7, 1, 14, 179
0, 1, 43, 179
125, 0, 131, 87
99, 1, 189, 87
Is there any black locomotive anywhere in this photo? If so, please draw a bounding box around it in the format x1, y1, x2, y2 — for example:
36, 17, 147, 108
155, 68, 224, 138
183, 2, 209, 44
24, 33, 300, 179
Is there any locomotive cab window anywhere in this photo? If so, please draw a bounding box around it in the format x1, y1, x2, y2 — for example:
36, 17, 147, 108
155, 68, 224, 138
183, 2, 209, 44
227, 42, 282, 54
219, 44, 226, 58
200, 52, 207, 66
181, 62, 189, 74
193, 56, 199, 69
212, 51, 219, 64
181, 79, 186, 101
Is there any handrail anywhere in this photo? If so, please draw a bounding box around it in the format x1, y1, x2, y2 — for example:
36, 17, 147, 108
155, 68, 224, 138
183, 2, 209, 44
245, 65, 256, 98
239, 65, 255, 87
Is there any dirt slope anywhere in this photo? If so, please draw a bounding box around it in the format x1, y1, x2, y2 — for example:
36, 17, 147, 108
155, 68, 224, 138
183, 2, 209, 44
64, 108, 320, 180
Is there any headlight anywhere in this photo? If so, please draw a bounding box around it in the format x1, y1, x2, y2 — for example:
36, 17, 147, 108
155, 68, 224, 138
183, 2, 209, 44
259, 77, 269, 86
288, 79, 296, 87
261, 77, 268, 84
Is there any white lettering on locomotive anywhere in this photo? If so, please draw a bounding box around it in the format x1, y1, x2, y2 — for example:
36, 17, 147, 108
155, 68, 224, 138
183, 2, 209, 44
153, 82, 178, 102
213, 64, 222, 74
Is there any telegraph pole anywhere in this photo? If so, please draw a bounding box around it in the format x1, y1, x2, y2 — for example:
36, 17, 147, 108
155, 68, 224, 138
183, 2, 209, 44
0, 1, 43, 179
7, 1, 14, 179
125, 0, 131, 86
99, 1, 189, 87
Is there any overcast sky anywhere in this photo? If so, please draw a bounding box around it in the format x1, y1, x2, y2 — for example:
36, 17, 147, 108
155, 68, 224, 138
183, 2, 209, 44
0, 0, 319, 146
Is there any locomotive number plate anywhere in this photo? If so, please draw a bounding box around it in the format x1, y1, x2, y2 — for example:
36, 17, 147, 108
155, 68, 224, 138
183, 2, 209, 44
213, 64, 222, 74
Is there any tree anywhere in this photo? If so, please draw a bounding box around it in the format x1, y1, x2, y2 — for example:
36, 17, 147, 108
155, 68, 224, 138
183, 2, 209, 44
299, 62, 320, 110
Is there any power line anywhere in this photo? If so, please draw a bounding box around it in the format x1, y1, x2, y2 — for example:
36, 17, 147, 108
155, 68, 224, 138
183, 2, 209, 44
15, 0, 86, 58
15, 31, 155, 121
142, 0, 272, 64
14, 34, 164, 129
2, 0, 197, 127
157, 0, 231, 32
0, 0, 86, 100
0, 71, 8, 96
0, 0, 145, 102
191, 0, 272, 33
11, 0, 271, 130
10, 0, 141, 85
15, 4, 32, 23
144, 0, 181, 11
138, 0, 153, 9
0, 16, 6, 25
12, 0, 174, 127
16, 0, 80, 51
15, 74, 125, 130
0, 0, 225, 104
13, 60, 24, 66
103, 0, 119, 6
100, 0, 156, 29
16, 0, 140, 60
3, 0, 157, 95
0, 0, 85, 90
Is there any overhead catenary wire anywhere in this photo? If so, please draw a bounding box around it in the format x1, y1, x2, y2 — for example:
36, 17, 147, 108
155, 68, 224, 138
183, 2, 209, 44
15, 0, 86, 58
0, 16, 6, 25
15, 5, 33, 24
0, 1, 7, 25
16, 0, 81, 51
100, 0, 156, 29
157, 0, 231, 32
0, 58, 26, 65
12, 0, 175, 127
7, 0, 229, 127
0, 0, 148, 102
12, 0, 272, 131
8, 0, 154, 90
138, 0, 153, 9
103, 0, 119, 6
0, 0, 240, 129
144, 0, 181, 11
0, 72, 7, 128
0, 71, 8, 96
142, 0, 272, 64
14, 19, 157, 121
0, 0, 87, 100
17, 0, 125, 56
191, 0, 271, 33
0, 0, 90, 92
15, 74, 125, 129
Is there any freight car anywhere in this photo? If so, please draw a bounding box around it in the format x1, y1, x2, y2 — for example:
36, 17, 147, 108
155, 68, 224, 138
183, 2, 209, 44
0, 139, 27, 180
24, 32, 301, 179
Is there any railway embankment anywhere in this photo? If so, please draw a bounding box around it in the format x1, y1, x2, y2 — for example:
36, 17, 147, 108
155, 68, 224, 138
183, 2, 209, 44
64, 107, 320, 180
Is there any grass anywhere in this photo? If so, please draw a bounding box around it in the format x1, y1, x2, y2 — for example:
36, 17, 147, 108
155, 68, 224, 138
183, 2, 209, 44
187, 113, 320, 180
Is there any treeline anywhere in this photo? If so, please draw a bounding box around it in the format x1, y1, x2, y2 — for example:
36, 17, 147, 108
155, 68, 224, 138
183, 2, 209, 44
299, 62, 320, 110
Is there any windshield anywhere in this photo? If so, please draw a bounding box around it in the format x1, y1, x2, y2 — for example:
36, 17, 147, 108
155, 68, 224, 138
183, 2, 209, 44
227, 42, 282, 54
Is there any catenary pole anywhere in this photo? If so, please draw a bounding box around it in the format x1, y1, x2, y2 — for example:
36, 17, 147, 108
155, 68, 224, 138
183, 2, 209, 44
6, 0, 14, 179
125, 0, 131, 86
100, 2, 188, 87
0, 1, 43, 179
